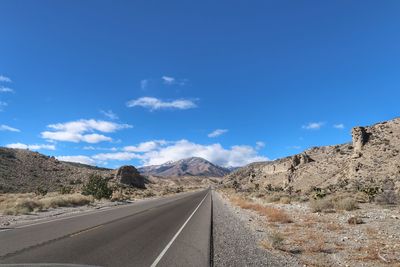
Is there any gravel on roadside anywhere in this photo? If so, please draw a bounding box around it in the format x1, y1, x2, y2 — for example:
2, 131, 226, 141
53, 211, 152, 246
212, 190, 300, 267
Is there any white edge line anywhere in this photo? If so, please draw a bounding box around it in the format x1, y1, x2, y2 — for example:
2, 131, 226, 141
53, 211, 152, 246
150, 191, 209, 267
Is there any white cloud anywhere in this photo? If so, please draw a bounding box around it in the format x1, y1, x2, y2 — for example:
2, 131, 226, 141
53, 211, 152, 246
140, 79, 148, 90
162, 76, 175, 85
83, 146, 117, 151
100, 110, 118, 120
208, 129, 228, 138
138, 139, 268, 167
126, 97, 197, 110
6, 143, 56, 150
333, 123, 345, 129
47, 119, 131, 133
256, 141, 265, 149
302, 122, 325, 130
92, 152, 141, 161
56, 155, 96, 165
123, 140, 167, 153
41, 119, 132, 143
0, 86, 14, 93
0, 75, 12, 83
0, 101, 7, 111
67, 139, 267, 167
0, 124, 20, 132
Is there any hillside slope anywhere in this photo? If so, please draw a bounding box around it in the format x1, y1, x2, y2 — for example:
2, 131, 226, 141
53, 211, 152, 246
0, 148, 113, 193
224, 118, 400, 193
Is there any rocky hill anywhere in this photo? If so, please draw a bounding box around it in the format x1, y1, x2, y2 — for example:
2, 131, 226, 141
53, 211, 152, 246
139, 157, 231, 177
0, 148, 116, 193
224, 118, 400, 194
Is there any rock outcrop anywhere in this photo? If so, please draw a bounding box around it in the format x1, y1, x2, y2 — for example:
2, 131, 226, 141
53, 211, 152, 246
224, 117, 400, 194
115, 165, 146, 188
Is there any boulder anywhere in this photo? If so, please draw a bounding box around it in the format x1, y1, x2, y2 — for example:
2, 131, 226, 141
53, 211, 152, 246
115, 165, 145, 188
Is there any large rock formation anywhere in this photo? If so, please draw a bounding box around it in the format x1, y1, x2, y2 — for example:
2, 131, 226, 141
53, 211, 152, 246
224, 117, 400, 194
115, 165, 145, 188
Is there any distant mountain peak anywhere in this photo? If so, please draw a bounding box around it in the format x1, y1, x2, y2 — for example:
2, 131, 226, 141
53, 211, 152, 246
139, 157, 230, 178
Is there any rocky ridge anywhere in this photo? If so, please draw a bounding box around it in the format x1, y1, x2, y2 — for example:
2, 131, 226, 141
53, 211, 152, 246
224, 118, 400, 194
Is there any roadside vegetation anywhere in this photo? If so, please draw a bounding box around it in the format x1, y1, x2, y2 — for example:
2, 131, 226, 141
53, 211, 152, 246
0, 174, 212, 218
0, 193, 93, 215
220, 181, 400, 267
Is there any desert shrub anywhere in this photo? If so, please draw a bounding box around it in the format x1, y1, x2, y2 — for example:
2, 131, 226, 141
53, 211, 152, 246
0, 193, 92, 215
375, 190, 399, 205
310, 198, 334, 212
334, 197, 358, 211
111, 190, 128, 202
262, 207, 292, 223
361, 186, 380, 202
264, 193, 284, 203
35, 186, 48, 196
354, 192, 370, 203
269, 231, 284, 249
2, 199, 43, 215
279, 196, 291, 204
69, 179, 83, 185
231, 196, 292, 223
41, 194, 92, 209
59, 185, 73, 195
143, 190, 156, 198
82, 175, 112, 200
175, 186, 184, 193
232, 180, 240, 190
312, 187, 326, 200
348, 216, 364, 225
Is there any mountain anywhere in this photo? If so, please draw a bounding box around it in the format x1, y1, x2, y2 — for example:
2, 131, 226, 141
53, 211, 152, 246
224, 117, 400, 194
139, 157, 231, 177
0, 148, 113, 193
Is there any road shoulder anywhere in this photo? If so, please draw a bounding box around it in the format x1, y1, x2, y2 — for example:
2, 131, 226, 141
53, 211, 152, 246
212, 190, 301, 267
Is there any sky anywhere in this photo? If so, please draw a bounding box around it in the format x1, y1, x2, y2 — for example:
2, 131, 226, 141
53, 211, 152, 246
1, 0, 400, 168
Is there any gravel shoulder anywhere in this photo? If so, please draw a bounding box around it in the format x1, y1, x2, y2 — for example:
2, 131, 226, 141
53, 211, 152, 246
212, 190, 301, 267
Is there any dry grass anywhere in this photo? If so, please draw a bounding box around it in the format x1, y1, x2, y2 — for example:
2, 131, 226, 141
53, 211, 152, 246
309, 198, 334, 212
261, 231, 285, 250
264, 193, 284, 203
0, 193, 93, 215
279, 196, 291, 204
333, 197, 358, 211
326, 222, 344, 231
310, 196, 358, 212
231, 196, 292, 223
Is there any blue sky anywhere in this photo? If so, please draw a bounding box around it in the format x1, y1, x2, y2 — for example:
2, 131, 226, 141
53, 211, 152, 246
1, 0, 399, 168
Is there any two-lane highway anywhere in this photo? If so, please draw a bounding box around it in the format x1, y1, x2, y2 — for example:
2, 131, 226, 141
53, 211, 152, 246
0, 189, 212, 267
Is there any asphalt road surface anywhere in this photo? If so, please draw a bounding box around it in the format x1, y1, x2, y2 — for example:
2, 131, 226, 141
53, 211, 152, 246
0, 189, 212, 267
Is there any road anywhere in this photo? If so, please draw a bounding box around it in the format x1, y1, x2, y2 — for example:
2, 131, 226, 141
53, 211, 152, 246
0, 189, 212, 267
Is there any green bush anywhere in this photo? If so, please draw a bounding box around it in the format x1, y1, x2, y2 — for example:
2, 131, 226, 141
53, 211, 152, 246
59, 185, 73, 195
82, 175, 112, 200
35, 186, 48, 196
